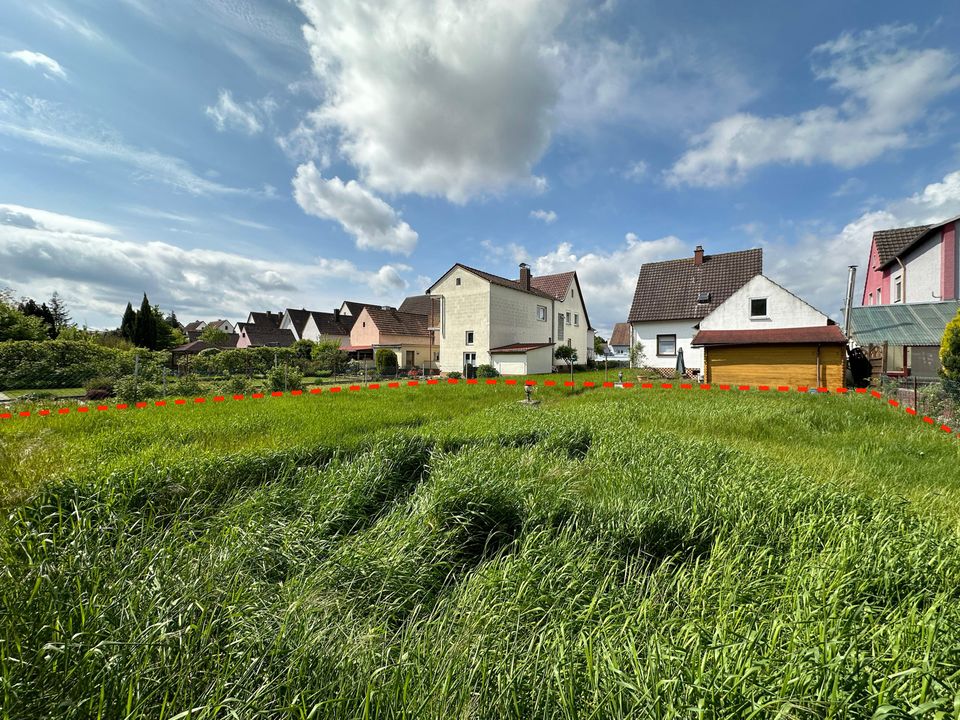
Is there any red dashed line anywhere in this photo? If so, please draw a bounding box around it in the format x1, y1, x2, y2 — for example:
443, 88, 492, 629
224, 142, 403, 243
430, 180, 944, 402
738, 385, 750, 391
329, 387, 341, 393
661, 383, 672, 390
349, 385, 361, 391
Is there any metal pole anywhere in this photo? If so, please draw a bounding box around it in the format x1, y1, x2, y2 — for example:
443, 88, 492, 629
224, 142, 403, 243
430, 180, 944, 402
843, 265, 857, 338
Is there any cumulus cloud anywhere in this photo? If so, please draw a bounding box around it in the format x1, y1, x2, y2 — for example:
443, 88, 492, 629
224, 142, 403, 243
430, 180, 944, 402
623, 160, 648, 181
530, 232, 686, 335
292, 162, 418, 255
0, 204, 411, 327
3, 50, 66, 79
294, 0, 564, 202
0, 91, 257, 196
668, 24, 960, 187
204, 90, 267, 134
530, 209, 557, 224
763, 169, 960, 319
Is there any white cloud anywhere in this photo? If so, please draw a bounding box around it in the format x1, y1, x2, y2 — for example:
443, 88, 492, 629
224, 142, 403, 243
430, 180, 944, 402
294, 0, 565, 203
763, 169, 960, 319
669, 24, 960, 187
0, 91, 257, 196
480, 239, 530, 266
276, 112, 332, 164
204, 90, 264, 135
0, 204, 410, 327
530, 209, 557, 224
222, 215, 271, 230
623, 160, 648, 181
832, 177, 866, 197
3, 50, 66, 79
530, 232, 686, 334
292, 162, 418, 255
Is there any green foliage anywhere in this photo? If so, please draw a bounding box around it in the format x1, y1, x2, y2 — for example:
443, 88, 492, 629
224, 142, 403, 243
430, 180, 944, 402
174, 373, 203, 397
0, 340, 170, 389
313, 339, 348, 374
16, 297, 56, 339
292, 339, 315, 359
940, 308, 960, 391
447, 371, 462, 379
629, 341, 647, 367
199, 325, 230, 344
120, 302, 136, 342
113, 375, 161, 403
593, 334, 606, 354
375, 347, 399, 374
266, 364, 304, 392
1, 290, 49, 342
554, 344, 577, 364
3, 391, 960, 718
219, 375, 254, 396
476, 364, 499, 378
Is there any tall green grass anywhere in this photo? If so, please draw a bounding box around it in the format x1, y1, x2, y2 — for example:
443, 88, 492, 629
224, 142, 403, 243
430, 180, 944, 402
1, 388, 959, 717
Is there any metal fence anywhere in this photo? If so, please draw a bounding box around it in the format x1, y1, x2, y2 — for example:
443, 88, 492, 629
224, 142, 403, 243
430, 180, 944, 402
871, 375, 960, 423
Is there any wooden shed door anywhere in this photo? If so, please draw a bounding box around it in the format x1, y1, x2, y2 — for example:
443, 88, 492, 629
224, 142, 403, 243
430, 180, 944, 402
706, 345, 843, 387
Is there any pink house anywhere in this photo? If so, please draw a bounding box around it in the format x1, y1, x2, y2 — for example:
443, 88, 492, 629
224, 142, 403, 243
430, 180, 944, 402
861, 217, 958, 306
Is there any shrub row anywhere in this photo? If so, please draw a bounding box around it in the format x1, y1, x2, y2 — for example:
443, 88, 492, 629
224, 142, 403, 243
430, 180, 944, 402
0, 340, 171, 389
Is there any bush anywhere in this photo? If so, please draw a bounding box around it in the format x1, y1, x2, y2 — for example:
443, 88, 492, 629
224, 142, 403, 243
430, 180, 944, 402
84, 388, 112, 401
375, 348, 399, 375
83, 376, 114, 396
114, 376, 161, 403
941, 308, 960, 397
219, 375, 252, 396
0, 340, 170, 389
476, 364, 499, 378
267, 365, 304, 392
447, 371, 462, 379
175, 374, 203, 398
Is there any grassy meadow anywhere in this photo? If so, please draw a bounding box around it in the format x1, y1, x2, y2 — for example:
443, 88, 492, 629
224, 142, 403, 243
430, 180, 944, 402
1, 385, 959, 718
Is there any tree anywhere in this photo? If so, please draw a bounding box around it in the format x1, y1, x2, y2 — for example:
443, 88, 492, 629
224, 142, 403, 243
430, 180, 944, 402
292, 338, 316, 359
18, 298, 56, 339
48, 292, 72, 333
120, 302, 137, 342
629, 341, 647, 368
199, 325, 230, 344
941, 307, 960, 397
555, 344, 578, 379
1, 289, 48, 341
313, 339, 348, 374
134, 294, 157, 349
594, 335, 607, 355
375, 347, 399, 375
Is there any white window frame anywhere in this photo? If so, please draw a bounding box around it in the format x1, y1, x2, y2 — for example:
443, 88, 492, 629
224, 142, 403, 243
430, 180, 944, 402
566, 311, 571, 324
894, 276, 902, 303
537, 305, 547, 321
574, 313, 579, 326
749, 297, 768, 319
465, 330, 474, 345
656, 334, 676, 357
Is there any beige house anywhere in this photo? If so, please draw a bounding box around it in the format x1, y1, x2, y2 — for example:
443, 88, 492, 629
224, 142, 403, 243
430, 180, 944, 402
426, 263, 594, 375
346, 306, 436, 371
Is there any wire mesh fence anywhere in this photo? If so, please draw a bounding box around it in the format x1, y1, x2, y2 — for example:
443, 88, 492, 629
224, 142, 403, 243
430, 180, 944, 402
870, 375, 960, 423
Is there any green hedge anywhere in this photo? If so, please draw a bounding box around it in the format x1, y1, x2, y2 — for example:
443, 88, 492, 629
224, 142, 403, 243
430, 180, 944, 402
0, 340, 171, 389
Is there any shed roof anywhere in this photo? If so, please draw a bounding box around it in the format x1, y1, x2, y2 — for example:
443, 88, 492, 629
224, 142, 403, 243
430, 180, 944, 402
692, 325, 846, 346
849, 300, 960, 346
609, 322, 631, 346
490, 342, 554, 354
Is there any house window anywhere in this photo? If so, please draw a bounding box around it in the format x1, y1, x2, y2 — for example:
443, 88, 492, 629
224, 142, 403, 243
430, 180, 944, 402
566, 312, 571, 324
570, 289, 574, 299
877, 288, 881, 303
895, 278, 902, 303
750, 298, 768, 318
557, 314, 564, 341
574, 314, 579, 326
656, 334, 676, 357
537, 305, 547, 321
455, 277, 461, 286
465, 330, 474, 345
869, 292, 873, 305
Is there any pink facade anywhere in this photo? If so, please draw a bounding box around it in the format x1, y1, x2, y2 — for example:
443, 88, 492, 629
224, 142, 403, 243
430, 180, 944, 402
942, 222, 957, 301
861, 241, 892, 305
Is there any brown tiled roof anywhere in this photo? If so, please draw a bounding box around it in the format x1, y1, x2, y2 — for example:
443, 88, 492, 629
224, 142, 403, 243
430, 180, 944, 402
362, 307, 431, 337
248, 311, 282, 329
874, 225, 932, 268
242, 326, 295, 347
183, 320, 206, 332
609, 322, 631, 346
628, 248, 762, 323
692, 325, 846, 346
530, 272, 573, 300
172, 337, 238, 353
342, 301, 384, 317
398, 295, 440, 326
490, 342, 554, 353
431, 264, 555, 300
309, 311, 354, 336
283, 308, 312, 337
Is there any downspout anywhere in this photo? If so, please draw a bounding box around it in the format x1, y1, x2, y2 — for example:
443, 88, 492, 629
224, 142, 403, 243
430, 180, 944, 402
816, 344, 821, 387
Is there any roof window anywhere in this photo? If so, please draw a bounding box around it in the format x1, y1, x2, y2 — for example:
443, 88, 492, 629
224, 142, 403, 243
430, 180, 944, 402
697, 291, 711, 303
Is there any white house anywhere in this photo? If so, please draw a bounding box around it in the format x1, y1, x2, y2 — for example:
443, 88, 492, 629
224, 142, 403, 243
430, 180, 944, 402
426, 263, 594, 375
693, 274, 847, 387
281, 308, 354, 344
627, 246, 762, 373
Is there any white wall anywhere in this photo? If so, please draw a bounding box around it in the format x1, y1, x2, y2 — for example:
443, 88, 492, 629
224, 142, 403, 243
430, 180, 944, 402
630, 319, 703, 370
489, 284, 553, 353
432, 269, 493, 373
552, 280, 592, 365
699, 275, 829, 330
903, 231, 942, 303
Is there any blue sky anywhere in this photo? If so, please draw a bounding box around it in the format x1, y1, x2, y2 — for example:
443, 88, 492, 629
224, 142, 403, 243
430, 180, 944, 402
3, 0, 960, 336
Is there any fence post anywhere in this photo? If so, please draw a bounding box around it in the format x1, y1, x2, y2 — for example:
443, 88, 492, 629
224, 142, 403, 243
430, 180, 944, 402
284, 364, 288, 392
162, 366, 167, 398
134, 353, 140, 399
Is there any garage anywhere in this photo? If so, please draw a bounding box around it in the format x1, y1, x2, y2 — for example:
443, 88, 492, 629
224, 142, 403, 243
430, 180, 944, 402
490, 342, 555, 376
694, 327, 847, 387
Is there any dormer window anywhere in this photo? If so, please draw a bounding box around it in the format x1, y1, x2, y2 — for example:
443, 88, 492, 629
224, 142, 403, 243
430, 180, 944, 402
697, 292, 711, 303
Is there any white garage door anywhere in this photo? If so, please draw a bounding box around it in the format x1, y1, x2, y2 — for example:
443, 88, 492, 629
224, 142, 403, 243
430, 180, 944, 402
492, 356, 527, 375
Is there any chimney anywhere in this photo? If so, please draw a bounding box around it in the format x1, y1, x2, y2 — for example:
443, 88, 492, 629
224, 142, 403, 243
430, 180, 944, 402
334, 308, 341, 321
694, 245, 704, 266
519, 262, 531, 290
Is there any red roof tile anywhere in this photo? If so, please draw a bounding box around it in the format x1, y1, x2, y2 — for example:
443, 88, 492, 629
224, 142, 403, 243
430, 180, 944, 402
692, 325, 847, 346
530, 271, 573, 300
